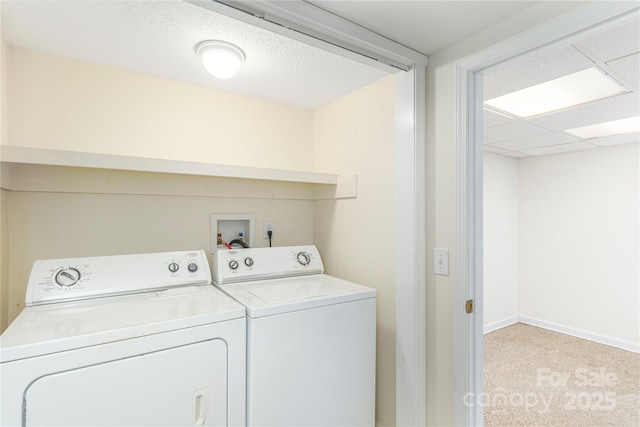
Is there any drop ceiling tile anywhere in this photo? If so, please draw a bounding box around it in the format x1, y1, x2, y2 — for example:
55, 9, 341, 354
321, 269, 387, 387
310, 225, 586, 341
483, 145, 509, 154
574, 15, 640, 63
484, 108, 515, 128
483, 121, 550, 145
501, 151, 528, 158
527, 92, 640, 131
521, 141, 597, 156
607, 53, 640, 91
483, 45, 593, 100
488, 132, 579, 151
589, 132, 640, 146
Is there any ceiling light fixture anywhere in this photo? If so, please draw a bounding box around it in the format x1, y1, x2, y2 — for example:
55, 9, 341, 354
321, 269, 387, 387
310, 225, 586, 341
565, 116, 640, 139
196, 40, 246, 79
484, 68, 628, 118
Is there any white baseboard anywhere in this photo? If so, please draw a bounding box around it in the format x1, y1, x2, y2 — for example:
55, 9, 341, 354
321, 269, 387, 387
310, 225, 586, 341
484, 316, 519, 334
518, 315, 640, 354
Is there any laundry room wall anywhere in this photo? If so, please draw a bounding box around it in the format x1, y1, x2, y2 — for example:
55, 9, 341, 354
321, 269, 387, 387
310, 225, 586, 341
1, 33, 8, 331
518, 142, 639, 351
6, 46, 314, 170
0, 46, 324, 330
483, 152, 519, 332
312, 75, 396, 427
2, 166, 317, 327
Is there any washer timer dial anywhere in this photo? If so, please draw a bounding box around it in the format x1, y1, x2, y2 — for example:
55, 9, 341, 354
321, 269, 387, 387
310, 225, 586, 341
296, 252, 311, 266
55, 268, 81, 287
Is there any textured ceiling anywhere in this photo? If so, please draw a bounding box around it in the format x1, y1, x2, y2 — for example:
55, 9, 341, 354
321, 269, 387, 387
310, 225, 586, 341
1, 0, 564, 110
483, 13, 640, 158
0, 0, 389, 109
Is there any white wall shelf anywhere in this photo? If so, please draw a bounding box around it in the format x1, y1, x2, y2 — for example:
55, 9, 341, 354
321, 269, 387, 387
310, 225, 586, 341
0, 146, 357, 199
0, 146, 339, 185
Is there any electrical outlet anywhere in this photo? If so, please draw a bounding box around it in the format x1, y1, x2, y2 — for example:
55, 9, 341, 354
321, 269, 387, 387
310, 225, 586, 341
263, 221, 274, 239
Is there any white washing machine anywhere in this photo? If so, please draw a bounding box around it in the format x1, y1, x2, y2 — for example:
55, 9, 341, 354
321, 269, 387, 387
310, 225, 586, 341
212, 245, 376, 427
1, 250, 246, 427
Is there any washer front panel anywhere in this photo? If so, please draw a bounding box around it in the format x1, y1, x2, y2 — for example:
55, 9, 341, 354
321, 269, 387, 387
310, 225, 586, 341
213, 246, 323, 284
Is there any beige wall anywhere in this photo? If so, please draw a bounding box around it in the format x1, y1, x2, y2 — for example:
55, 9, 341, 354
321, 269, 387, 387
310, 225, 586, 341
1, 32, 8, 330
1, 45, 397, 426
7, 47, 314, 171
313, 76, 396, 427
4, 169, 315, 323
1, 45, 319, 330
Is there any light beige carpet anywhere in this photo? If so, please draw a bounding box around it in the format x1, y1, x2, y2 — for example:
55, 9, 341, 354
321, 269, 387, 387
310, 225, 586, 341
484, 323, 639, 426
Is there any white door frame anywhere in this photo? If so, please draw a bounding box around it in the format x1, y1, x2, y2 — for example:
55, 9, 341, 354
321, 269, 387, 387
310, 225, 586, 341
395, 66, 427, 427
453, 2, 640, 425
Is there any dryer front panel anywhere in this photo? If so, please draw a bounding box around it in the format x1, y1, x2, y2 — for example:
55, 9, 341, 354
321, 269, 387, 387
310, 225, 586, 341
23, 339, 227, 426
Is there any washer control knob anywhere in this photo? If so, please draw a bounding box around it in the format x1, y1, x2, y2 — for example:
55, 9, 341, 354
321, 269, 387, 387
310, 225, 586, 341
187, 263, 198, 273
168, 262, 179, 273
296, 252, 311, 266
244, 257, 254, 267
229, 260, 239, 270
55, 268, 81, 287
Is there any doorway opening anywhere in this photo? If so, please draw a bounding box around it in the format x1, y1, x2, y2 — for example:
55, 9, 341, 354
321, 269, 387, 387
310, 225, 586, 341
455, 3, 639, 426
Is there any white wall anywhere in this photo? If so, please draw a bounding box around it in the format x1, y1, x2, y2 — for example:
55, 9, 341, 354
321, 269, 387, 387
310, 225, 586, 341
312, 76, 396, 427
519, 143, 639, 350
484, 144, 639, 352
483, 153, 519, 331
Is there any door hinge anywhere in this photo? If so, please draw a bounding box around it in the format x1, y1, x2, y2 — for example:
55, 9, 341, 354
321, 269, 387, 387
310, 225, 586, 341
465, 299, 473, 314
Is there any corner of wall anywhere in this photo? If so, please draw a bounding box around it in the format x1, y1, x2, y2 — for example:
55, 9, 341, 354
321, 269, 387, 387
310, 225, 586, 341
0, 28, 8, 332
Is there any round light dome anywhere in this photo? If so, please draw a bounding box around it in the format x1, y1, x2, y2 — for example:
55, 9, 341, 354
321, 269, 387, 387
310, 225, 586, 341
196, 40, 246, 79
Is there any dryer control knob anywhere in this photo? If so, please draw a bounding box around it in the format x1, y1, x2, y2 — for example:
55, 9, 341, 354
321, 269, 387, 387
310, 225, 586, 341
187, 263, 198, 272
55, 268, 81, 287
229, 260, 239, 270
244, 257, 254, 267
168, 262, 179, 273
296, 252, 311, 266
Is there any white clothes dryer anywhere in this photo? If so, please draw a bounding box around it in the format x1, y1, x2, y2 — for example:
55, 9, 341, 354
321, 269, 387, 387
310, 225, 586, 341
1, 250, 246, 427
213, 245, 376, 427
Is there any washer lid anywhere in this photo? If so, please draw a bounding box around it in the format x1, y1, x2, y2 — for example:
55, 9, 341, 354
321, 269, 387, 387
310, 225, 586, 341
0, 285, 245, 362
218, 274, 376, 318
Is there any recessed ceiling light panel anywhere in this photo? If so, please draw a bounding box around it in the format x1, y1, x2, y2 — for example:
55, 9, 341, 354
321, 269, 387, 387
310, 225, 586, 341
565, 116, 640, 139
484, 68, 628, 118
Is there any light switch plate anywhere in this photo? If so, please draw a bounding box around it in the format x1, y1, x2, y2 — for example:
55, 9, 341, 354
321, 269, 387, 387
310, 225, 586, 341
434, 248, 449, 276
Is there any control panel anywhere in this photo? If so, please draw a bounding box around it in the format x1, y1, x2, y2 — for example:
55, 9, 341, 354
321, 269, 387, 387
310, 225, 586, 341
25, 250, 212, 306
213, 245, 324, 285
